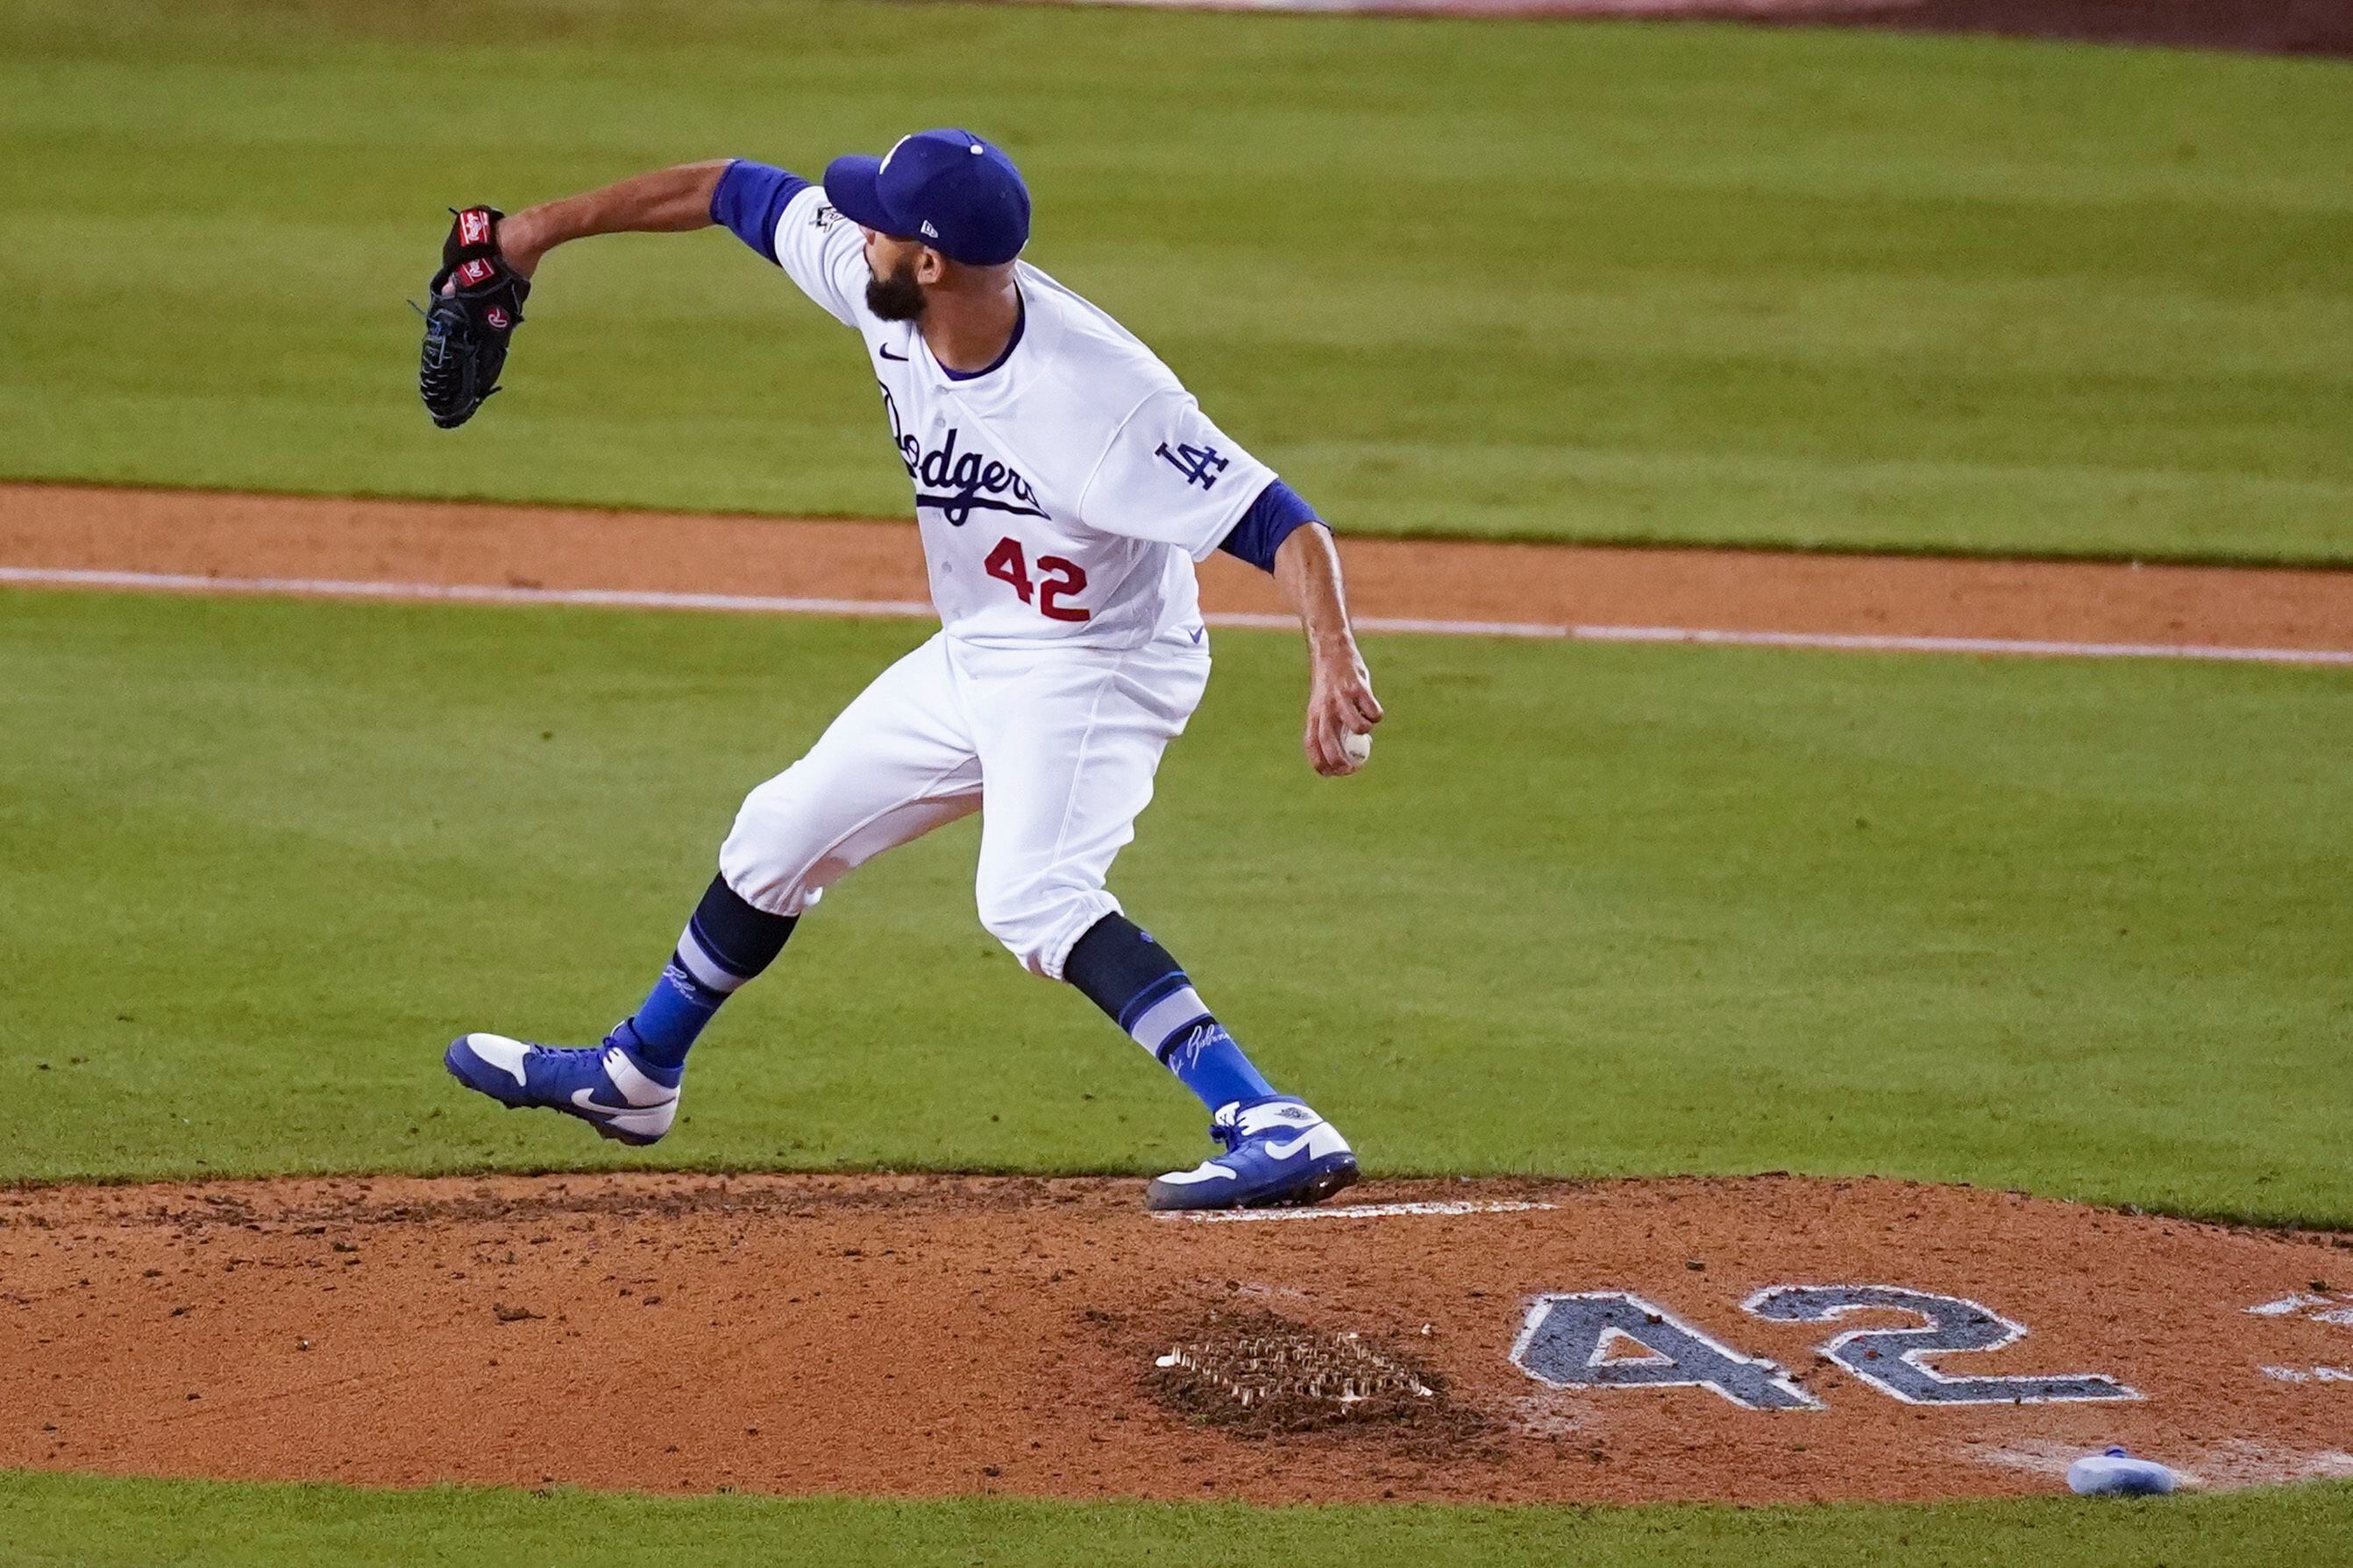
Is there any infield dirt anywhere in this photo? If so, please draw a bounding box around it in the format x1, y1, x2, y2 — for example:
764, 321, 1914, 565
1364, 0, 2353, 60
5, 1173, 2351, 1506
3, 483, 2349, 655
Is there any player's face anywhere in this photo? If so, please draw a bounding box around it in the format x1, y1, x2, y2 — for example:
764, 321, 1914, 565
862, 229, 928, 322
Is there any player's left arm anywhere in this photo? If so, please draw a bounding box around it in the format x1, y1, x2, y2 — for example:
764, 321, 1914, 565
1215, 479, 1383, 776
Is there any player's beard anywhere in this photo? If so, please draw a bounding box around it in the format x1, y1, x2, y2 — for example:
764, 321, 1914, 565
865, 255, 926, 322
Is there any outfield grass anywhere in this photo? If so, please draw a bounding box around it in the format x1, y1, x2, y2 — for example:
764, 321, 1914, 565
4, 1472, 2350, 1568
4, 590, 2347, 1224
4, 1, 2349, 562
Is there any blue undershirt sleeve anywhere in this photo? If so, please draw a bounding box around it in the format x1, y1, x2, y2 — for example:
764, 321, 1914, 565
709, 160, 812, 266
1217, 479, 1322, 572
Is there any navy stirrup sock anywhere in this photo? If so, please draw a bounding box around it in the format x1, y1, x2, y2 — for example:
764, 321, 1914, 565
613, 875, 796, 1078
1063, 914, 1275, 1113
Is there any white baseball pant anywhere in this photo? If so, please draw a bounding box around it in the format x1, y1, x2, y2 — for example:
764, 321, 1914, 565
718, 627, 1210, 980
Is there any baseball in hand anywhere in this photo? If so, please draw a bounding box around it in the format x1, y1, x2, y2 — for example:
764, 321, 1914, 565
1342, 730, 1372, 769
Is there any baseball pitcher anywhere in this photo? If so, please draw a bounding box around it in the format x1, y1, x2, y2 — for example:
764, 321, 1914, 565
431, 131, 1383, 1210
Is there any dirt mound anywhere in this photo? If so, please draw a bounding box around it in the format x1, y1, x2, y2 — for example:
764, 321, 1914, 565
5, 1174, 2350, 1503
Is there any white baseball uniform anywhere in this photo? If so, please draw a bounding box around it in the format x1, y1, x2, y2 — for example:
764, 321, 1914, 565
717, 186, 1276, 980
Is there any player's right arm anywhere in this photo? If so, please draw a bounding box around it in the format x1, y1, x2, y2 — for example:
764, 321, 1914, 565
492, 160, 866, 325
1272, 520, 1383, 778
1075, 389, 1383, 777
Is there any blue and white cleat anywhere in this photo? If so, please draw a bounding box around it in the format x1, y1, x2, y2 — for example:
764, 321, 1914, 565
1146, 1095, 1359, 1212
444, 1032, 680, 1146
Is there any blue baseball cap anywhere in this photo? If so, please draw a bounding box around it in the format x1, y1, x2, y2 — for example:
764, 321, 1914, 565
823, 130, 1030, 266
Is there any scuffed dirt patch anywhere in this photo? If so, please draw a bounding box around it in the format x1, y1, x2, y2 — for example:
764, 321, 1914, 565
4, 1173, 2351, 1505
1139, 1305, 1491, 1454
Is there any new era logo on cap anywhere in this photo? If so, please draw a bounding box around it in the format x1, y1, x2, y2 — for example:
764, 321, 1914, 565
921, 220, 939, 238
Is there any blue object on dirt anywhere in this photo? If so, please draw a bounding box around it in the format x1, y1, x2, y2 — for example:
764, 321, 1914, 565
2066, 1446, 2179, 1496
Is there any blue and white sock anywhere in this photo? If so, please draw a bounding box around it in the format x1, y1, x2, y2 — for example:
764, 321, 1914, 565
1063, 915, 1275, 1113
610, 875, 796, 1082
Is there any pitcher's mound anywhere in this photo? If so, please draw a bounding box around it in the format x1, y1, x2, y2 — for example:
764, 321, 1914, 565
4, 1174, 2349, 1503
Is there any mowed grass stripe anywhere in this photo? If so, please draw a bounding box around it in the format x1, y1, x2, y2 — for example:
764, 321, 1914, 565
3, 1472, 2350, 1568
4, 590, 2347, 1224
1, 1, 2349, 560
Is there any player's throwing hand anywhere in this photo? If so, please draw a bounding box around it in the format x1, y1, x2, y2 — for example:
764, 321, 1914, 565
1307, 644, 1383, 777
1274, 520, 1383, 776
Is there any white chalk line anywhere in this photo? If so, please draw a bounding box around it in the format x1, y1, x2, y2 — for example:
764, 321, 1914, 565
4, 566, 2349, 668
0, 567, 939, 621
1171, 1199, 1560, 1224
2247, 1291, 2353, 1323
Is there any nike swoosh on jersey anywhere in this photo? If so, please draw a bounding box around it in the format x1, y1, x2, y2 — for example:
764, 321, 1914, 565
878, 345, 909, 361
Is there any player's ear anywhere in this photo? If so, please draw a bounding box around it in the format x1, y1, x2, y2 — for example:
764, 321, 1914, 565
916, 246, 949, 285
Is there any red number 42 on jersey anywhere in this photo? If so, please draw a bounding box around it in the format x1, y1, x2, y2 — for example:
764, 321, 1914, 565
984, 536, 1090, 622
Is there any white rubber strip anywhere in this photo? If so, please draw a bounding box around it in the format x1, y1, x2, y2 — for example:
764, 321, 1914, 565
1170, 1199, 1560, 1224
4, 565, 2348, 667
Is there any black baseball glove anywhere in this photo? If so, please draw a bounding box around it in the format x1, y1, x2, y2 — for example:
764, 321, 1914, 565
417, 206, 529, 429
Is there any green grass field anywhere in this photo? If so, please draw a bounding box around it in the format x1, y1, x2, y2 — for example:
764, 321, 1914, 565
4, 0, 2350, 561
6, 591, 2349, 1223
6, 1472, 2351, 1568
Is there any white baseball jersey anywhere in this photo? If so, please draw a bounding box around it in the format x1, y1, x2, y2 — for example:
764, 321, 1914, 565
767, 185, 1273, 649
